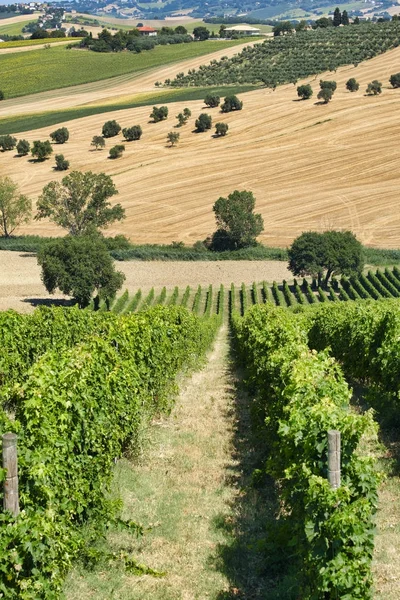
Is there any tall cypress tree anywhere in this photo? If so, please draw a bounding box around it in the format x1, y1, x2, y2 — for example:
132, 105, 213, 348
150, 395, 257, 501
342, 10, 349, 25
333, 7, 342, 26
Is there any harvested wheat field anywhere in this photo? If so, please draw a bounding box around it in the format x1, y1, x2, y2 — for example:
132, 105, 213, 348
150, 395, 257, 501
0, 251, 291, 312
1, 44, 400, 247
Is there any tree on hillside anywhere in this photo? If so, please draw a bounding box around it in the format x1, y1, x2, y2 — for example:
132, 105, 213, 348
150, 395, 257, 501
320, 80, 337, 92
211, 190, 264, 250
215, 122, 228, 136
150, 106, 168, 122
288, 230, 364, 285
54, 154, 69, 171
175, 25, 187, 35
221, 95, 243, 112
35, 170, 125, 235
31, 140, 53, 161
195, 113, 212, 132
297, 84, 313, 100
204, 94, 220, 108
193, 26, 210, 40
37, 234, 125, 308
109, 144, 125, 159
167, 131, 180, 146
366, 80, 382, 95
333, 7, 342, 27
0, 176, 32, 237
16, 139, 30, 156
317, 87, 333, 103
91, 135, 105, 150
346, 78, 359, 92
102, 120, 121, 138
342, 10, 350, 25
0, 135, 17, 152
50, 127, 69, 144
122, 126, 142, 141
390, 72, 400, 88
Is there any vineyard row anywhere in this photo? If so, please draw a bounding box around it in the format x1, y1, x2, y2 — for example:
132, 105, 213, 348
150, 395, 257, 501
104, 266, 400, 317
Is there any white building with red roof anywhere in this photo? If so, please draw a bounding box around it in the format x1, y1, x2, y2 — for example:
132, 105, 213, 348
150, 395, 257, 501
137, 26, 157, 36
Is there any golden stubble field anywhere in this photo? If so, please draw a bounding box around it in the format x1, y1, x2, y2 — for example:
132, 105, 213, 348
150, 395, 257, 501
1, 43, 400, 248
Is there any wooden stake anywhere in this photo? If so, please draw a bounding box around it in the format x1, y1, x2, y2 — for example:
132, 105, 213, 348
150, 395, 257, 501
328, 430, 341, 490
2, 432, 19, 516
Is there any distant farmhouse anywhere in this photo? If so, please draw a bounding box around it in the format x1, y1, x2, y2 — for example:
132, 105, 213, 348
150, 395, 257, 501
137, 26, 157, 36
224, 25, 261, 36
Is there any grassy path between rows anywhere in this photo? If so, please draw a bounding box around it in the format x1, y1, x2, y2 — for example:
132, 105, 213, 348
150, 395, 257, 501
64, 325, 274, 599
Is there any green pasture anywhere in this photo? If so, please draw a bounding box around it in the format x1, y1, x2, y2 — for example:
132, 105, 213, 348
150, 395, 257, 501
0, 38, 250, 100
0, 18, 35, 36
0, 37, 70, 49
0, 84, 257, 134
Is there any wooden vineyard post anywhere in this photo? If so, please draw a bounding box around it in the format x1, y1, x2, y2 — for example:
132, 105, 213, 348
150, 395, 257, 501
328, 430, 341, 490
2, 432, 19, 516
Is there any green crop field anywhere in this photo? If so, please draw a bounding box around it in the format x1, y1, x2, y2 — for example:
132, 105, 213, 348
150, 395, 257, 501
0, 38, 70, 49
0, 38, 251, 99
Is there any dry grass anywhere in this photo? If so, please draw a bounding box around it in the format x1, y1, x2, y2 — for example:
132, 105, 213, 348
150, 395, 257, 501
1, 43, 400, 248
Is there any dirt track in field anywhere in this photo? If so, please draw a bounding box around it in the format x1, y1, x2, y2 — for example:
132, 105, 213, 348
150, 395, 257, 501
1, 42, 400, 249
0, 251, 291, 313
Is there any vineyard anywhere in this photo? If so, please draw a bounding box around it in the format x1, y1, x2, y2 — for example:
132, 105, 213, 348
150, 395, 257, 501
0, 305, 221, 597
168, 21, 400, 87
105, 265, 400, 317
1, 272, 400, 596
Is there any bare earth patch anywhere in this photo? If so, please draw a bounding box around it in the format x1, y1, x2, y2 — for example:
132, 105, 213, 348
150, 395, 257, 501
0, 250, 291, 312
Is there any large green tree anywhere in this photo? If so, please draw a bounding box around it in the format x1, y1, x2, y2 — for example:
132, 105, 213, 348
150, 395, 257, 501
211, 190, 264, 250
0, 176, 32, 237
288, 230, 364, 285
35, 170, 125, 235
37, 234, 125, 308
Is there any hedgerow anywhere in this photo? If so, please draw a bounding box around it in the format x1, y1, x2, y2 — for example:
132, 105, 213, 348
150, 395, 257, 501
232, 304, 378, 598
0, 306, 220, 597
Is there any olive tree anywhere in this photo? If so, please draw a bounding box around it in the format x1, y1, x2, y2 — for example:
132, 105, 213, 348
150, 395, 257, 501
390, 72, 400, 88
31, 140, 53, 161
54, 154, 70, 171
122, 126, 142, 141
195, 113, 212, 132
0, 135, 17, 151
215, 122, 228, 136
346, 78, 359, 92
102, 120, 121, 138
109, 144, 125, 159
150, 106, 168, 122
366, 80, 382, 95
16, 139, 30, 156
36, 170, 125, 235
221, 95, 243, 112
91, 135, 106, 150
50, 127, 69, 144
204, 94, 220, 108
297, 84, 313, 100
